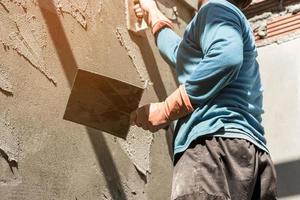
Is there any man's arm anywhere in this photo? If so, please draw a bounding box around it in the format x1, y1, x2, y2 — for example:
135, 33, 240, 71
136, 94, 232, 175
185, 4, 244, 107
132, 2, 244, 132
134, 0, 181, 68
156, 28, 181, 68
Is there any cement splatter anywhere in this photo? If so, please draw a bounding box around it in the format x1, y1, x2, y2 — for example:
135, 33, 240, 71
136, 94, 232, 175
115, 27, 153, 88
101, 167, 147, 200
0, 0, 26, 11
118, 126, 153, 178
115, 27, 153, 178
82, 0, 103, 31
0, 13, 56, 85
0, 113, 20, 175
0, 65, 13, 96
56, 0, 87, 29
35, 0, 102, 30
121, 167, 147, 200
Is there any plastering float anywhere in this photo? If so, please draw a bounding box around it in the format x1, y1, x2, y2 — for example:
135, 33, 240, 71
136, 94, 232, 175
63, 69, 144, 139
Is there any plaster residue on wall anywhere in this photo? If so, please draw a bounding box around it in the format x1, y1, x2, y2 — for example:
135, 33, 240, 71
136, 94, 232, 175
0, 0, 27, 12
0, 11, 57, 85
82, 0, 103, 31
0, 64, 13, 96
118, 126, 153, 178
115, 27, 153, 178
122, 166, 148, 199
56, 0, 87, 29
101, 166, 148, 200
36, 0, 103, 30
0, 113, 21, 186
115, 27, 152, 88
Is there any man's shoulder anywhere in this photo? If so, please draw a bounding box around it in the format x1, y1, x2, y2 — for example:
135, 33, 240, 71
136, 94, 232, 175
198, 0, 245, 20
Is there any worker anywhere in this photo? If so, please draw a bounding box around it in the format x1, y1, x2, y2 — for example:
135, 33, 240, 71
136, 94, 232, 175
131, 0, 277, 199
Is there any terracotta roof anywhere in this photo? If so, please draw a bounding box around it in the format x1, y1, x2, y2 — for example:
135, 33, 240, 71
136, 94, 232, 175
254, 12, 300, 44
244, 0, 299, 18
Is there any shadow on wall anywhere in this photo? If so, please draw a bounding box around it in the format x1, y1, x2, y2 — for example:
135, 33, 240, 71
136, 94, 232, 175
158, 0, 194, 25
276, 159, 300, 198
38, 1, 127, 199
87, 128, 128, 199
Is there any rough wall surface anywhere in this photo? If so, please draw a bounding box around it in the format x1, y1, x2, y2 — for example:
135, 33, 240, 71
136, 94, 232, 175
0, 0, 193, 199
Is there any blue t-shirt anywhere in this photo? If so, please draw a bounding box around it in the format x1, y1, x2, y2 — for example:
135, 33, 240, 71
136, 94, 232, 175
156, 0, 268, 156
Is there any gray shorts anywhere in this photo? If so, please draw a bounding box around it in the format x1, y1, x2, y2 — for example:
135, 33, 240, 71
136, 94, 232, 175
171, 137, 277, 200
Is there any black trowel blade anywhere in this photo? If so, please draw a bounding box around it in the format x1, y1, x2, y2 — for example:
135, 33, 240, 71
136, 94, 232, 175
63, 69, 144, 138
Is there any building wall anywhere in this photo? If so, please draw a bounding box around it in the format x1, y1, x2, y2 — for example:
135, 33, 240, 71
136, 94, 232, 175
1, 0, 299, 199
258, 37, 300, 200
0, 0, 194, 199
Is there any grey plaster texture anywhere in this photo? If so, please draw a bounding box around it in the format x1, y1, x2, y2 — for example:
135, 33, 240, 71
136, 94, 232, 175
0, 0, 193, 199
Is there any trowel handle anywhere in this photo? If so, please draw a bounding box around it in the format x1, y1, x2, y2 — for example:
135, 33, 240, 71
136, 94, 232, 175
126, 0, 148, 33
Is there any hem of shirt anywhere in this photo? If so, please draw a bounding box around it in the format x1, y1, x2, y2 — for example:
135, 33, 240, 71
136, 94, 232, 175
173, 128, 269, 158
173, 123, 224, 160
213, 131, 269, 153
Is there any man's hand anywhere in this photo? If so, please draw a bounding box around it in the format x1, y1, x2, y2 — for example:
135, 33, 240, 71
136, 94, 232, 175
133, 0, 169, 28
133, 0, 158, 23
131, 102, 170, 133
136, 0, 158, 12
131, 86, 194, 133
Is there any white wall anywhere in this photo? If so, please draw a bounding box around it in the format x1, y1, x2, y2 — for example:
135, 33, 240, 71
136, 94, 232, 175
258, 37, 300, 199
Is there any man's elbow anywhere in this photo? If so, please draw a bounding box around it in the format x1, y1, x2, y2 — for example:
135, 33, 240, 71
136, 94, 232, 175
220, 51, 243, 79
226, 51, 243, 68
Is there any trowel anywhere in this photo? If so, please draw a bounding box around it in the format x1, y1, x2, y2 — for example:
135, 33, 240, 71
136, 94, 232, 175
63, 69, 144, 139
125, 0, 148, 33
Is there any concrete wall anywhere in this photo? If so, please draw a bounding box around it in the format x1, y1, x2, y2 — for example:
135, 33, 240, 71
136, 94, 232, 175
257, 37, 300, 200
2, 0, 299, 199
0, 0, 194, 199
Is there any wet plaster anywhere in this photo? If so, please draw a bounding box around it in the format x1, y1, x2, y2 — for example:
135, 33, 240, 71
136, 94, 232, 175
0, 64, 13, 96
118, 126, 153, 178
114, 27, 155, 177
56, 0, 87, 29
115, 27, 153, 88
0, 10, 57, 85
0, 113, 21, 188
35, 0, 103, 30
0, 0, 26, 12
101, 165, 148, 200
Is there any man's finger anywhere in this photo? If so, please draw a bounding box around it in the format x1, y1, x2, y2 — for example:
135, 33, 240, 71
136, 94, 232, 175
136, 13, 144, 18
133, 4, 141, 10
135, 7, 143, 13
